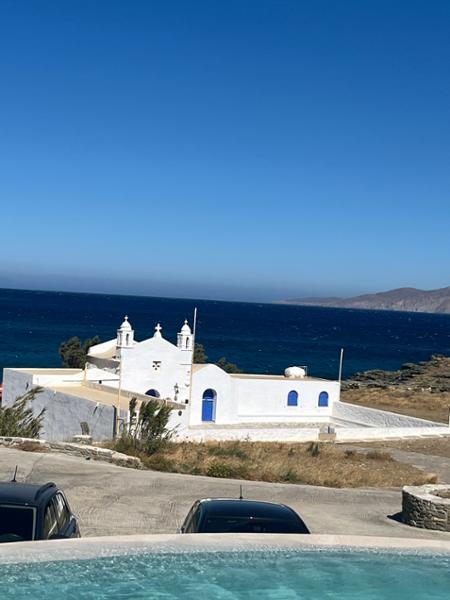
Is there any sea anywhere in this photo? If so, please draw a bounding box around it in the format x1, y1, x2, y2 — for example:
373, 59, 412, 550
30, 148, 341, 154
1, 288, 449, 382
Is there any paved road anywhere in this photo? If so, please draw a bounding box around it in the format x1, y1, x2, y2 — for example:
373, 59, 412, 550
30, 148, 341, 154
1, 447, 449, 540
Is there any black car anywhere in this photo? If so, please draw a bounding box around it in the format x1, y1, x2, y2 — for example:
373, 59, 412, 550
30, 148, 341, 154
0, 481, 80, 543
180, 498, 310, 534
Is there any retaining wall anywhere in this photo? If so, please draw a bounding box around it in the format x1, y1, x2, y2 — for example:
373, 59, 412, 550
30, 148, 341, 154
403, 485, 450, 531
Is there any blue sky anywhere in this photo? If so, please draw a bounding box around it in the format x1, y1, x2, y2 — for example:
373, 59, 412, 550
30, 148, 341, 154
0, 0, 449, 301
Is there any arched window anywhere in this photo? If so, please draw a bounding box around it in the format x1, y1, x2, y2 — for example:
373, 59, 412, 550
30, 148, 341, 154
202, 389, 217, 422
125, 333, 130, 345
318, 391, 329, 407
287, 390, 298, 406
145, 389, 160, 398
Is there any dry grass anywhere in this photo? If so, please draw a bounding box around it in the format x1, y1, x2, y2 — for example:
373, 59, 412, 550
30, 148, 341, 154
342, 387, 450, 423
137, 441, 436, 488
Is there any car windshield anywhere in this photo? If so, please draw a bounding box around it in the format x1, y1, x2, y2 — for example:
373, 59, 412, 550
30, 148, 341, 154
0, 505, 36, 542
201, 515, 307, 533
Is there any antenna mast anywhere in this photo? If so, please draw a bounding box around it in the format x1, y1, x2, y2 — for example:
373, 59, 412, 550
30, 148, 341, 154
338, 348, 344, 384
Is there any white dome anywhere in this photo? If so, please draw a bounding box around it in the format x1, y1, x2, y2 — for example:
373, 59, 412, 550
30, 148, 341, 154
119, 315, 132, 330
180, 319, 191, 335
284, 366, 306, 379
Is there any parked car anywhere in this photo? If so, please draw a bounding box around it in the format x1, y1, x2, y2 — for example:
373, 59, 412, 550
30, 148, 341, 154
0, 481, 80, 543
180, 498, 310, 534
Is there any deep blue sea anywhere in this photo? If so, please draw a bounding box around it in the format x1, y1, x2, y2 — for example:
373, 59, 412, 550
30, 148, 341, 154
1, 288, 449, 381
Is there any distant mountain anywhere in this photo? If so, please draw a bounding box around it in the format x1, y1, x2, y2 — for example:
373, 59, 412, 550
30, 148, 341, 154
279, 286, 450, 314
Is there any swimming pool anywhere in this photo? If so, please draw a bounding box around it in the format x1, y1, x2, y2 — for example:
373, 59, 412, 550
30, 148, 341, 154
1, 534, 450, 600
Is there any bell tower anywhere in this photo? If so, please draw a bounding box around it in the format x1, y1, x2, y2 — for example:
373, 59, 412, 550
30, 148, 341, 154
177, 320, 193, 351
116, 315, 134, 358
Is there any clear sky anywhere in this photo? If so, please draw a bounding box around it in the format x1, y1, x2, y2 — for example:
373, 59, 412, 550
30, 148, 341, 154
1, 0, 449, 301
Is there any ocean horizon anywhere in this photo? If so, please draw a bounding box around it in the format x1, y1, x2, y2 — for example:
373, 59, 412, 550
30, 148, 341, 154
1, 287, 449, 382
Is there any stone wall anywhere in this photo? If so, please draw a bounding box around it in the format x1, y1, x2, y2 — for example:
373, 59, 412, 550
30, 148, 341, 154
402, 484, 450, 531
0, 436, 141, 469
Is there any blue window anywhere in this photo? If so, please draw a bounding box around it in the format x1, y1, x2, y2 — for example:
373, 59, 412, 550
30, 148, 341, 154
287, 390, 298, 406
318, 391, 329, 407
145, 389, 160, 398
202, 389, 217, 422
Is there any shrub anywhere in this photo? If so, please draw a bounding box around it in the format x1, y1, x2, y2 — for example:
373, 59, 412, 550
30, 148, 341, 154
117, 397, 174, 456
0, 387, 45, 438
208, 442, 249, 461
143, 455, 176, 472
206, 460, 244, 478
282, 468, 300, 483
307, 442, 321, 457
366, 450, 393, 462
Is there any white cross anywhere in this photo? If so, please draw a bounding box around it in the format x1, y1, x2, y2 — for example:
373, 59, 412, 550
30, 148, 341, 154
155, 323, 162, 334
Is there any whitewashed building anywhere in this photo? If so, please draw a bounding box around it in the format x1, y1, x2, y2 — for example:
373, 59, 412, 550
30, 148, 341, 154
87, 316, 340, 439
3, 315, 448, 443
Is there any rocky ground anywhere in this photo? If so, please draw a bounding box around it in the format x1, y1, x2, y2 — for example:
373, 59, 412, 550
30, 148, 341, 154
341, 354, 450, 422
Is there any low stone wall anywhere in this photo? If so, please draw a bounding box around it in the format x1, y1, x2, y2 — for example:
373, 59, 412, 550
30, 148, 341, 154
0, 436, 141, 469
402, 484, 450, 531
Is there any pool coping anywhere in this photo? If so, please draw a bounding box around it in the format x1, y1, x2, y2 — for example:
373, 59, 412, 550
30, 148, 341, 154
1, 534, 450, 564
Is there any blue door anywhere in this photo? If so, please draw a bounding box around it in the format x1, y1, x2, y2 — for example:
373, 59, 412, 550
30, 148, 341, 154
202, 389, 216, 422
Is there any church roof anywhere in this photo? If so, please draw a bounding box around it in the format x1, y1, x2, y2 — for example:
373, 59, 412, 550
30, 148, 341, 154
87, 338, 118, 359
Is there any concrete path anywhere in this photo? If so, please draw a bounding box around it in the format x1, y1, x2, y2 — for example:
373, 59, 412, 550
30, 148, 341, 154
1, 447, 449, 540
388, 449, 450, 484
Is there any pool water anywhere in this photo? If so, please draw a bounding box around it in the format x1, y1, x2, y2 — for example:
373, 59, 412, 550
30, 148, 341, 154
1, 549, 449, 599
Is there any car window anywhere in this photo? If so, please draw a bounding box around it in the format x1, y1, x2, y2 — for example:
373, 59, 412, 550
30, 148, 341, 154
43, 501, 58, 539
201, 516, 307, 534
53, 494, 71, 531
184, 505, 200, 533
0, 505, 36, 542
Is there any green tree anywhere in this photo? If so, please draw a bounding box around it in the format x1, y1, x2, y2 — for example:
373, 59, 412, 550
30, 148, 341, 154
193, 342, 208, 363
0, 387, 45, 438
193, 342, 242, 373
216, 357, 242, 373
59, 335, 101, 368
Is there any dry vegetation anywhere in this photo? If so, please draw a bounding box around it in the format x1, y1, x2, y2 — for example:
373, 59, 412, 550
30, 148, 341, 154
131, 441, 437, 488
341, 388, 450, 423
341, 354, 450, 423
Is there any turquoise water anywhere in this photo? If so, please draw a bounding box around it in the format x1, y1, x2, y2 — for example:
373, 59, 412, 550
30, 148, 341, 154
1, 549, 450, 599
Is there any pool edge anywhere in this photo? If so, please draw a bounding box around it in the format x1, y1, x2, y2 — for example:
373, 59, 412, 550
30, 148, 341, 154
1, 533, 450, 564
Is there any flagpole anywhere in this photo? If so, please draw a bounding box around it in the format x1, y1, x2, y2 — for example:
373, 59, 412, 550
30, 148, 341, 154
188, 307, 198, 406
338, 348, 344, 384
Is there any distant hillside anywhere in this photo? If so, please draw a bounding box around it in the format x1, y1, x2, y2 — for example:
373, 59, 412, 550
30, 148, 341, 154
279, 286, 450, 314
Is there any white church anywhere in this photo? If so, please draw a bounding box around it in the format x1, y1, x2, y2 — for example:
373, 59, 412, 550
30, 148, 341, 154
88, 315, 341, 439
3, 315, 447, 443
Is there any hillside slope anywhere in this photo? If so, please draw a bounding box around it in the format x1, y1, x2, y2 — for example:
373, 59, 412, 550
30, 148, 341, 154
280, 286, 450, 314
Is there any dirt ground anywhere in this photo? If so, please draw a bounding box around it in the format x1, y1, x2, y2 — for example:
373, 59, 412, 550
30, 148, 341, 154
346, 437, 450, 459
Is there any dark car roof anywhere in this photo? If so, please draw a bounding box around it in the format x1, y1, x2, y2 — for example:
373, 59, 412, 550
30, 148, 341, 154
0, 482, 57, 505
198, 499, 300, 520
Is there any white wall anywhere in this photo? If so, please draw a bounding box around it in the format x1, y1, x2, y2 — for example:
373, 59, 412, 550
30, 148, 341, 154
189, 367, 340, 426
117, 336, 192, 403
176, 426, 319, 442
333, 401, 445, 428
2, 369, 33, 405
335, 426, 450, 442
1, 369, 120, 441
233, 378, 339, 422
